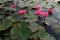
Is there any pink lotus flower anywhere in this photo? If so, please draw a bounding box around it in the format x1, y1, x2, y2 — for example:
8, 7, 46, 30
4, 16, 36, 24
10, 3, 16, 9
18, 9, 27, 15
35, 10, 41, 15
35, 10, 48, 17
34, 6, 40, 10
48, 8, 53, 12
40, 12, 48, 17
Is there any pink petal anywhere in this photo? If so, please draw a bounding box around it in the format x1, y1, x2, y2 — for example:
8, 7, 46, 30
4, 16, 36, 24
35, 10, 41, 15
10, 4, 16, 9
48, 8, 53, 12
18, 10, 23, 15
45, 12, 48, 17
34, 6, 40, 10
17, 9, 27, 15
41, 12, 48, 17
21, 10, 27, 14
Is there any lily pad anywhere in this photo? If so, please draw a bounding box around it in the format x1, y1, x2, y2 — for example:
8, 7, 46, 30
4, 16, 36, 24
0, 18, 12, 31
11, 22, 32, 40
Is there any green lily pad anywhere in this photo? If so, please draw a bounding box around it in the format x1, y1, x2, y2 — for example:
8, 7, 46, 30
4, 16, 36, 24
11, 22, 32, 40
0, 18, 12, 31
32, 29, 55, 40
7, 14, 21, 22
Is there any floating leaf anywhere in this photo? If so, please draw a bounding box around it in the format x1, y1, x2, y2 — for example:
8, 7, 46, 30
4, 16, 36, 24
0, 18, 12, 31
11, 22, 32, 40
7, 14, 21, 22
